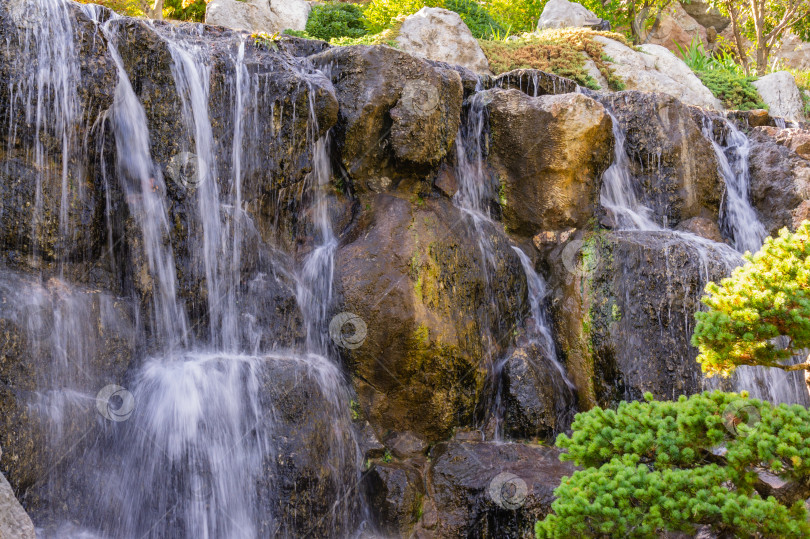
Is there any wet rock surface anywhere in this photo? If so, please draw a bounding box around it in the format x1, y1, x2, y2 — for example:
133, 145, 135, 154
599, 92, 725, 228
335, 194, 526, 442
540, 230, 734, 408
487, 89, 613, 236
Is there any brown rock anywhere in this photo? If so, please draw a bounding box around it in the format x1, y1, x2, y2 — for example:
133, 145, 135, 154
311, 45, 463, 194
487, 89, 613, 237
434, 165, 458, 197
675, 216, 725, 242
647, 3, 707, 53
335, 194, 527, 442
418, 441, 575, 537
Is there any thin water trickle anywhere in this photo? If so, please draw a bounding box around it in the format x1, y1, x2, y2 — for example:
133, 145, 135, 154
454, 89, 576, 439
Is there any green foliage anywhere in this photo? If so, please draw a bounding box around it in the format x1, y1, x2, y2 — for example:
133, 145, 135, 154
444, 0, 503, 38
693, 222, 810, 378
537, 391, 810, 538
676, 38, 765, 110
363, 0, 440, 33
75, 0, 146, 17
479, 28, 628, 90
305, 2, 368, 41
163, 0, 208, 22
697, 70, 767, 110
487, 0, 546, 34
791, 69, 810, 116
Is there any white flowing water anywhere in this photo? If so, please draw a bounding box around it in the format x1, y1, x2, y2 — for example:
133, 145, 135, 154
701, 116, 808, 404
601, 106, 807, 405
3, 3, 367, 536
454, 90, 576, 438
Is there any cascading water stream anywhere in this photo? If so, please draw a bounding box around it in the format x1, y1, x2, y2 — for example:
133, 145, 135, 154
3, 3, 368, 536
601, 104, 808, 405
454, 89, 576, 438
701, 116, 808, 404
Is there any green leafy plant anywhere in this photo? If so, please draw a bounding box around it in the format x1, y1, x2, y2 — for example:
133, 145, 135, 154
305, 2, 368, 41
487, 0, 546, 34
444, 0, 503, 38
536, 391, 810, 538
698, 70, 767, 110
363, 0, 440, 33
693, 222, 810, 383
479, 28, 628, 90
791, 69, 810, 116
675, 37, 715, 72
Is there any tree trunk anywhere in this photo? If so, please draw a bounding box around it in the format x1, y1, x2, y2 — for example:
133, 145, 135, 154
727, 4, 749, 76
144, 0, 164, 20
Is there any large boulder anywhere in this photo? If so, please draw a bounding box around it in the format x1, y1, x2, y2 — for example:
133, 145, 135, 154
311, 45, 463, 194
538, 230, 737, 409
681, 0, 729, 32
772, 32, 810, 71
487, 89, 613, 237
537, 0, 605, 31
751, 71, 806, 122
396, 8, 491, 74
598, 92, 725, 229
334, 194, 527, 442
0, 447, 34, 539
647, 2, 708, 53
748, 127, 810, 234
205, 0, 310, 34
416, 441, 576, 537
502, 343, 577, 440
594, 36, 723, 110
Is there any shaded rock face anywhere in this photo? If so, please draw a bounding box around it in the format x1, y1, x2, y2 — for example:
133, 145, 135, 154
0, 271, 137, 515
487, 89, 613, 237
397, 7, 491, 74
681, 0, 729, 32
335, 194, 527, 442
311, 45, 463, 195
540, 231, 734, 409
748, 127, 810, 234
419, 441, 576, 537
205, 0, 310, 35
599, 92, 725, 229
502, 343, 577, 439
364, 461, 425, 537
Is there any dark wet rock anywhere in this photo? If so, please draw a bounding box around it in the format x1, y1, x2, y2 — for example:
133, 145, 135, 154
277, 34, 330, 57
257, 355, 362, 538
417, 441, 575, 537
0, 271, 137, 515
335, 194, 526, 442
364, 461, 425, 537
748, 127, 810, 235
434, 165, 458, 197
599, 92, 725, 228
310, 45, 463, 194
539, 230, 734, 409
493, 69, 579, 96
727, 108, 775, 129
487, 89, 613, 236
502, 343, 576, 440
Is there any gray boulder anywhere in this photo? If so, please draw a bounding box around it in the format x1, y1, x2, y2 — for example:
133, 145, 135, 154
537, 0, 605, 31
397, 7, 491, 74
205, 0, 310, 34
752, 71, 805, 122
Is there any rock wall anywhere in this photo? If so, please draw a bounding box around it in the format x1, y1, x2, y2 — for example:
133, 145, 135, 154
0, 1, 809, 537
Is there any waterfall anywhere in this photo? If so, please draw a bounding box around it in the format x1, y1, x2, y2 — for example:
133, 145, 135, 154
602, 105, 808, 405
701, 116, 808, 404
701, 119, 766, 254
1, 3, 367, 536
453, 89, 576, 438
